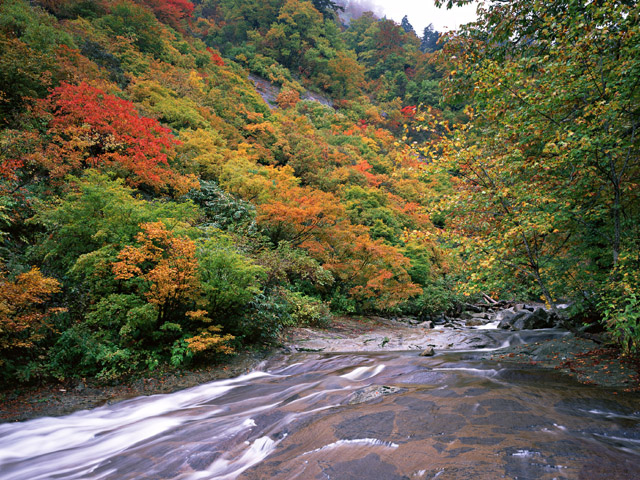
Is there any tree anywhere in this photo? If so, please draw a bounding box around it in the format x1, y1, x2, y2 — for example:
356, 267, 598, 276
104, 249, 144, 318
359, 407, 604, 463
0, 267, 63, 379
98, 0, 165, 55
257, 186, 343, 247
139, 0, 194, 31
33, 172, 199, 275
30, 82, 197, 194
400, 15, 414, 34
113, 222, 201, 322
312, 0, 343, 18
420, 24, 440, 53
429, 0, 640, 316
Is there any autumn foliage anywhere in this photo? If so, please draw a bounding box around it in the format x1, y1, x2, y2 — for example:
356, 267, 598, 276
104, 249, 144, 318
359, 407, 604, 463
31, 82, 197, 193
0, 267, 64, 366
0, 0, 494, 384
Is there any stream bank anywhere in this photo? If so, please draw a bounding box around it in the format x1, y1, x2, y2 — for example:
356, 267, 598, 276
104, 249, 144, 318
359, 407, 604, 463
1, 315, 638, 423
0, 350, 271, 423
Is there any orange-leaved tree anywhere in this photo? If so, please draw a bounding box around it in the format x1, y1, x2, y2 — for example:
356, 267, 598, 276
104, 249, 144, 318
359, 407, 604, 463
0, 267, 64, 369
112, 222, 233, 354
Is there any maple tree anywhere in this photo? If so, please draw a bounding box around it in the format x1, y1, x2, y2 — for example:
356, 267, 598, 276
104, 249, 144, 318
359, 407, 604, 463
139, 0, 194, 31
113, 222, 201, 322
257, 186, 343, 247
30, 82, 197, 193
321, 223, 421, 310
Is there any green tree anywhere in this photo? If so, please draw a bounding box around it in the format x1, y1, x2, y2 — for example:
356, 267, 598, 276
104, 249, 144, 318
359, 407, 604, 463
430, 0, 640, 318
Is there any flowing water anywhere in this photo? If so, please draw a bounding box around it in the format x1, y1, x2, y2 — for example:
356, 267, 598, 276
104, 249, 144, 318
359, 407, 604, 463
1, 329, 639, 480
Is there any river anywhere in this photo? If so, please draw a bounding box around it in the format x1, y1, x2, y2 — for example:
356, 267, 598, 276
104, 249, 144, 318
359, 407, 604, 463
1, 328, 639, 479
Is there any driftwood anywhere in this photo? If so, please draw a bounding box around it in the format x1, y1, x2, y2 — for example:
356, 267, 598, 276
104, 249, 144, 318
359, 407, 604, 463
482, 293, 499, 305
462, 297, 517, 313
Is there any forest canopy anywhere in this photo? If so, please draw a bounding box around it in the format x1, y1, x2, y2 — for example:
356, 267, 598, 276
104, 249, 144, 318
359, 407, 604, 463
0, 0, 638, 386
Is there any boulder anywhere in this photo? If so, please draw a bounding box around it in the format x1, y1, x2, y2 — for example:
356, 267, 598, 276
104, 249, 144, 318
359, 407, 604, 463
494, 307, 516, 322
498, 319, 513, 330
466, 319, 486, 327
498, 309, 529, 329
420, 346, 435, 356
417, 321, 434, 329
511, 307, 554, 330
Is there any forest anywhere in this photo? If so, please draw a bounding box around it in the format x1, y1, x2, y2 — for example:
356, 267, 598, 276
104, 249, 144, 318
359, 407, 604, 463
0, 0, 638, 387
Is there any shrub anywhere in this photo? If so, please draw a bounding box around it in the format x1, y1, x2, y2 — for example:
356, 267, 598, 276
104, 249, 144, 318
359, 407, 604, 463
238, 291, 292, 344
284, 291, 331, 328
401, 279, 461, 319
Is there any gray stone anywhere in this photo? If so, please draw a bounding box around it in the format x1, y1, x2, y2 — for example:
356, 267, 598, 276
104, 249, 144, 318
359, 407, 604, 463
494, 307, 516, 322
420, 346, 435, 356
497, 310, 531, 330
512, 308, 553, 330
417, 321, 433, 329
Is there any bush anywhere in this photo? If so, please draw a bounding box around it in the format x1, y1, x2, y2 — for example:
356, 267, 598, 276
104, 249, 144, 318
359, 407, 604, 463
602, 295, 640, 355
401, 279, 461, 319
188, 181, 257, 234
600, 251, 640, 355
284, 291, 331, 328
238, 291, 292, 344
196, 231, 265, 322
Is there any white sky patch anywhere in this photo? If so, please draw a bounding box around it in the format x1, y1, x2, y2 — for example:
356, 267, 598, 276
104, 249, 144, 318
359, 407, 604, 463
372, 0, 478, 33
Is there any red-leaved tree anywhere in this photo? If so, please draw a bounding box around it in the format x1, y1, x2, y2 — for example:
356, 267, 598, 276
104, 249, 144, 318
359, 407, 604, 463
31, 82, 197, 193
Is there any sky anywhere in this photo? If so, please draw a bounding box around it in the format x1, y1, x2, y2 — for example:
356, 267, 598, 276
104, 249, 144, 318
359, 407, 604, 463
358, 0, 478, 33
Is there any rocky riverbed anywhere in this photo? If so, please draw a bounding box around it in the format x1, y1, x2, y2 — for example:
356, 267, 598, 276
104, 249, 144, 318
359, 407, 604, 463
1, 311, 638, 424
284, 314, 640, 392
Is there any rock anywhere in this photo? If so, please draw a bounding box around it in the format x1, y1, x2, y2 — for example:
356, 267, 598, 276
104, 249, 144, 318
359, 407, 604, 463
395, 316, 420, 325
420, 346, 435, 356
432, 315, 447, 325
498, 319, 513, 330
294, 346, 325, 352
470, 312, 489, 319
466, 319, 486, 327
417, 321, 433, 329
511, 308, 554, 330
497, 309, 535, 330
346, 385, 403, 405
577, 321, 605, 334
494, 307, 516, 322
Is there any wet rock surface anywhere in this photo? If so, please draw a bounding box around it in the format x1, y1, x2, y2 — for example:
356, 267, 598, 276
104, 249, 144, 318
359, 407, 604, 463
2, 309, 638, 425
1, 338, 639, 479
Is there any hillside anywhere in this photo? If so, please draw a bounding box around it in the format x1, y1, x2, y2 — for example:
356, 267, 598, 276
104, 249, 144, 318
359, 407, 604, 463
0, 0, 638, 387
